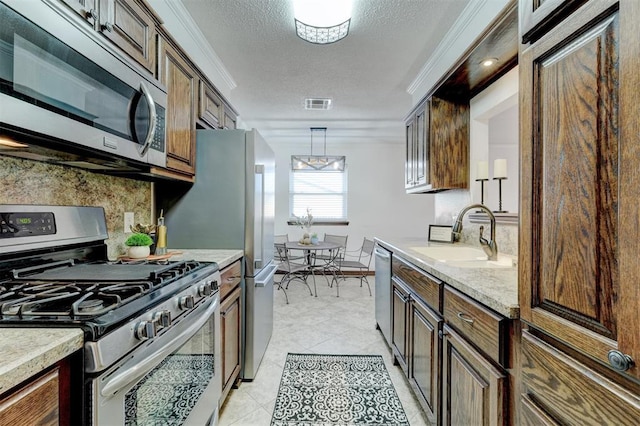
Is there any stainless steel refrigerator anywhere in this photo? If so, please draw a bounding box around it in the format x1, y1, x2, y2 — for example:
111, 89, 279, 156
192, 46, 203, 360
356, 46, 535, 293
163, 129, 276, 380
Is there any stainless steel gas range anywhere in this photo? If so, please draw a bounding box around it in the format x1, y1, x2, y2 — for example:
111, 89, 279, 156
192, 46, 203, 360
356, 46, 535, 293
0, 205, 222, 425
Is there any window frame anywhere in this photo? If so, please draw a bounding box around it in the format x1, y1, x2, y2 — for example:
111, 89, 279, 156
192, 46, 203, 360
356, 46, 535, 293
288, 167, 349, 225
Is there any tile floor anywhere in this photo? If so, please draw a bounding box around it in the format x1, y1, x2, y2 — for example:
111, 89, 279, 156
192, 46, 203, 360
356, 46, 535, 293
218, 275, 431, 426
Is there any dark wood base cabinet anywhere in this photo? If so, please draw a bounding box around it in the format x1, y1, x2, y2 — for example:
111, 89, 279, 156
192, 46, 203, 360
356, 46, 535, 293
442, 325, 507, 426
0, 352, 80, 426
519, 0, 640, 423
221, 286, 241, 400
520, 330, 640, 426
391, 279, 410, 374
409, 297, 442, 424
219, 260, 242, 406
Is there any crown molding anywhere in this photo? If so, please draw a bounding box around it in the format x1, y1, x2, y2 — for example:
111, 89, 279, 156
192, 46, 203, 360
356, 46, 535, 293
153, 0, 236, 94
407, 0, 490, 96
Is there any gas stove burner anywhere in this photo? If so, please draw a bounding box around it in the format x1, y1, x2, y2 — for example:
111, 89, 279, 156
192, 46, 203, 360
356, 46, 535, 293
77, 298, 105, 312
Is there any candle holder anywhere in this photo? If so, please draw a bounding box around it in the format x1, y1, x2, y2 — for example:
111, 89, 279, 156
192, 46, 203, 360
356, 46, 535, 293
475, 178, 488, 212
493, 177, 508, 213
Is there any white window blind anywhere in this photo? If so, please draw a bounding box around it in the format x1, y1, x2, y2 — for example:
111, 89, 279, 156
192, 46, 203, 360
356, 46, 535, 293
290, 169, 348, 220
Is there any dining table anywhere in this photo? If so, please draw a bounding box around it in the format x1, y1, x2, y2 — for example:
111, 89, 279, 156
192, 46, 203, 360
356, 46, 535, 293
284, 240, 342, 296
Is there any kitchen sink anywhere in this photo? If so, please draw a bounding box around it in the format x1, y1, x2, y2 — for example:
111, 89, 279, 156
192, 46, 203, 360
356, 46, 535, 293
410, 246, 514, 268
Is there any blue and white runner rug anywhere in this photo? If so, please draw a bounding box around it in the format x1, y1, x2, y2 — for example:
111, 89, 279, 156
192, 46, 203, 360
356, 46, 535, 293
271, 353, 410, 425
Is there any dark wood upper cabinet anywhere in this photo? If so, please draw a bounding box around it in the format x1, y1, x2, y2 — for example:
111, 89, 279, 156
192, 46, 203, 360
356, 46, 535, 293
519, 0, 589, 44
435, 1, 519, 101
520, 0, 639, 381
405, 1, 518, 194
158, 34, 197, 178
405, 96, 469, 193
98, 0, 158, 74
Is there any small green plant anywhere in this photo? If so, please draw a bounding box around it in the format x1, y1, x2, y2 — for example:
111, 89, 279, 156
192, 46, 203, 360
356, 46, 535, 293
125, 232, 153, 247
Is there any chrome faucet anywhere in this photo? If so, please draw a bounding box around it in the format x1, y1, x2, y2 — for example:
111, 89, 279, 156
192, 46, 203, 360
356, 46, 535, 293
451, 204, 498, 261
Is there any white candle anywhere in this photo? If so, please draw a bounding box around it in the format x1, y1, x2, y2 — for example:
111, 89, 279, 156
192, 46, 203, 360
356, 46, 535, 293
476, 161, 489, 180
494, 159, 507, 178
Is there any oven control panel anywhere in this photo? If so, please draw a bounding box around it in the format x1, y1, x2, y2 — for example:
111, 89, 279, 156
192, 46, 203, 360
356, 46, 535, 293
0, 212, 56, 238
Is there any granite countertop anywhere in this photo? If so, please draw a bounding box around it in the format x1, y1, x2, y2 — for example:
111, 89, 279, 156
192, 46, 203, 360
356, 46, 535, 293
169, 249, 244, 270
375, 237, 519, 319
0, 328, 84, 395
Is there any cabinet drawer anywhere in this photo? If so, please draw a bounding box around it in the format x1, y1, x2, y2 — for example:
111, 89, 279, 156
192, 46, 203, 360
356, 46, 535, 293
443, 285, 507, 366
220, 260, 242, 300
0, 368, 59, 426
521, 331, 640, 426
392, 256, 442, 312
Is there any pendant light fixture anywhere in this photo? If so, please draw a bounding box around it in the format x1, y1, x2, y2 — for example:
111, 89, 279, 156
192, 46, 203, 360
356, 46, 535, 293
291, 127, 346, 171
293, 0, 352, 44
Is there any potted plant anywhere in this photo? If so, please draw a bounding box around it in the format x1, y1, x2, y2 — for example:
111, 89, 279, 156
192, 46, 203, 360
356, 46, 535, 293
124, 232, 154, 259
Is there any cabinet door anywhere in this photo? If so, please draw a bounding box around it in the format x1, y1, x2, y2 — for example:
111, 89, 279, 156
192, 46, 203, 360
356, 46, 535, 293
0, 368, 59, 426
429, 96, 469, 190
158, 37, 197, 176
442, 325, 506, 426
223, 108, 237, 129
520, 0, 639, 379
414, 103, 428, 187
404, 115, 416, 189
409, 297, 442, 424
98, 0, 156, 73
521, 330, 640, 426
520, 0, 589, 43
391, 279, 410, 372
58, 0, 98, 26
199, 80, 223, 129
221, 286, 242, 396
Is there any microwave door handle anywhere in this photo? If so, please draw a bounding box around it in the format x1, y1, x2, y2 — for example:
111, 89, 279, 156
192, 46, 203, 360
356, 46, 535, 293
138, 82, 156, 157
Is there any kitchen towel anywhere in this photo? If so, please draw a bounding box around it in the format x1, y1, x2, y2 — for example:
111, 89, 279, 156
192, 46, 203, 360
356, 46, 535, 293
271, 353, 409, 426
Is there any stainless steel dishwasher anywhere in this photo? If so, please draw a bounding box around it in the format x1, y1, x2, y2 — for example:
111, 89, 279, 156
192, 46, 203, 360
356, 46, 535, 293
374, 244, 392, 346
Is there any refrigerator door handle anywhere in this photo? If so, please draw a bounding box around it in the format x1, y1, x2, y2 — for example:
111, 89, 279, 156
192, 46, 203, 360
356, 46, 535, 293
254, 164, 265, 270
255, 263, 277, 287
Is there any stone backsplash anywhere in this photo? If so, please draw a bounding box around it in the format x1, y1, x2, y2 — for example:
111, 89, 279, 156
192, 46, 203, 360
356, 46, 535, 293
0, 157, 152, 260
434, 189, 518, 257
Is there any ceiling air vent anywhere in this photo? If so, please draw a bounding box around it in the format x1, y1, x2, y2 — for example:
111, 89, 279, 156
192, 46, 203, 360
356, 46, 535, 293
305, 98, 332, 110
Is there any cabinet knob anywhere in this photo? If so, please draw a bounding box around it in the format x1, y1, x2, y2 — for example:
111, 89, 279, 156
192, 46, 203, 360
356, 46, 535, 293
85, 8, 98, 22
608, 350, 634, 372
438, 330, 449, 339
102, 21, 113, 32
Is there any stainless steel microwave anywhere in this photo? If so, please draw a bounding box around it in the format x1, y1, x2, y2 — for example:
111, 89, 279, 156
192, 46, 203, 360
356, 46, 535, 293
0, 0, 167, 170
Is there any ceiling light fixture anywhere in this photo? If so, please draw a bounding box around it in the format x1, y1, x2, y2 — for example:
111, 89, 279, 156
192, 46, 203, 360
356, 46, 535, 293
293, 0, 352, 45
481, 57, 499, 67
291, 127, 346, 171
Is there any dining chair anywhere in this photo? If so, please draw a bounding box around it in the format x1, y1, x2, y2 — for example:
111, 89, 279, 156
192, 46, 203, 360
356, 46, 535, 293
274, 234, 304, 263
274, 234, 289, 244
274, 243, 314, 303
312, 234, 348, 285
334, 237, 375, 297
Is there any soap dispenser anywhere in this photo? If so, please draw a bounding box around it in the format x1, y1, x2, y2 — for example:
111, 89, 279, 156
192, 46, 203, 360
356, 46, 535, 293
156, 210, 167, 255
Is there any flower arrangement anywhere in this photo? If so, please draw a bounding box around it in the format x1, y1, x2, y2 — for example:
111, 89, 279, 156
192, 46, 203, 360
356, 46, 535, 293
293, 208, 316, 245
293, 207, 314, 232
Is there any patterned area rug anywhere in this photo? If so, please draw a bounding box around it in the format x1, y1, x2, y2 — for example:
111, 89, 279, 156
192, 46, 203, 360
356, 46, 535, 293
271, 353, 409, 426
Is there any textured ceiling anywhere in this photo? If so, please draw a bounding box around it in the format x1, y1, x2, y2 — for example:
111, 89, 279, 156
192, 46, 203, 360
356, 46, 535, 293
179, 0, 470, 144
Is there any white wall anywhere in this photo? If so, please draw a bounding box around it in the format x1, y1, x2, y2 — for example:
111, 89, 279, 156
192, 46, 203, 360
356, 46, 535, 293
469, 67, 519, 213
268, 139, 436, 256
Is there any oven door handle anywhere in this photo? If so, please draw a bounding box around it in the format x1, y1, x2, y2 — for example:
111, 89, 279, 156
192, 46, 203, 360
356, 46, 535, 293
100, 296, 218, 397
